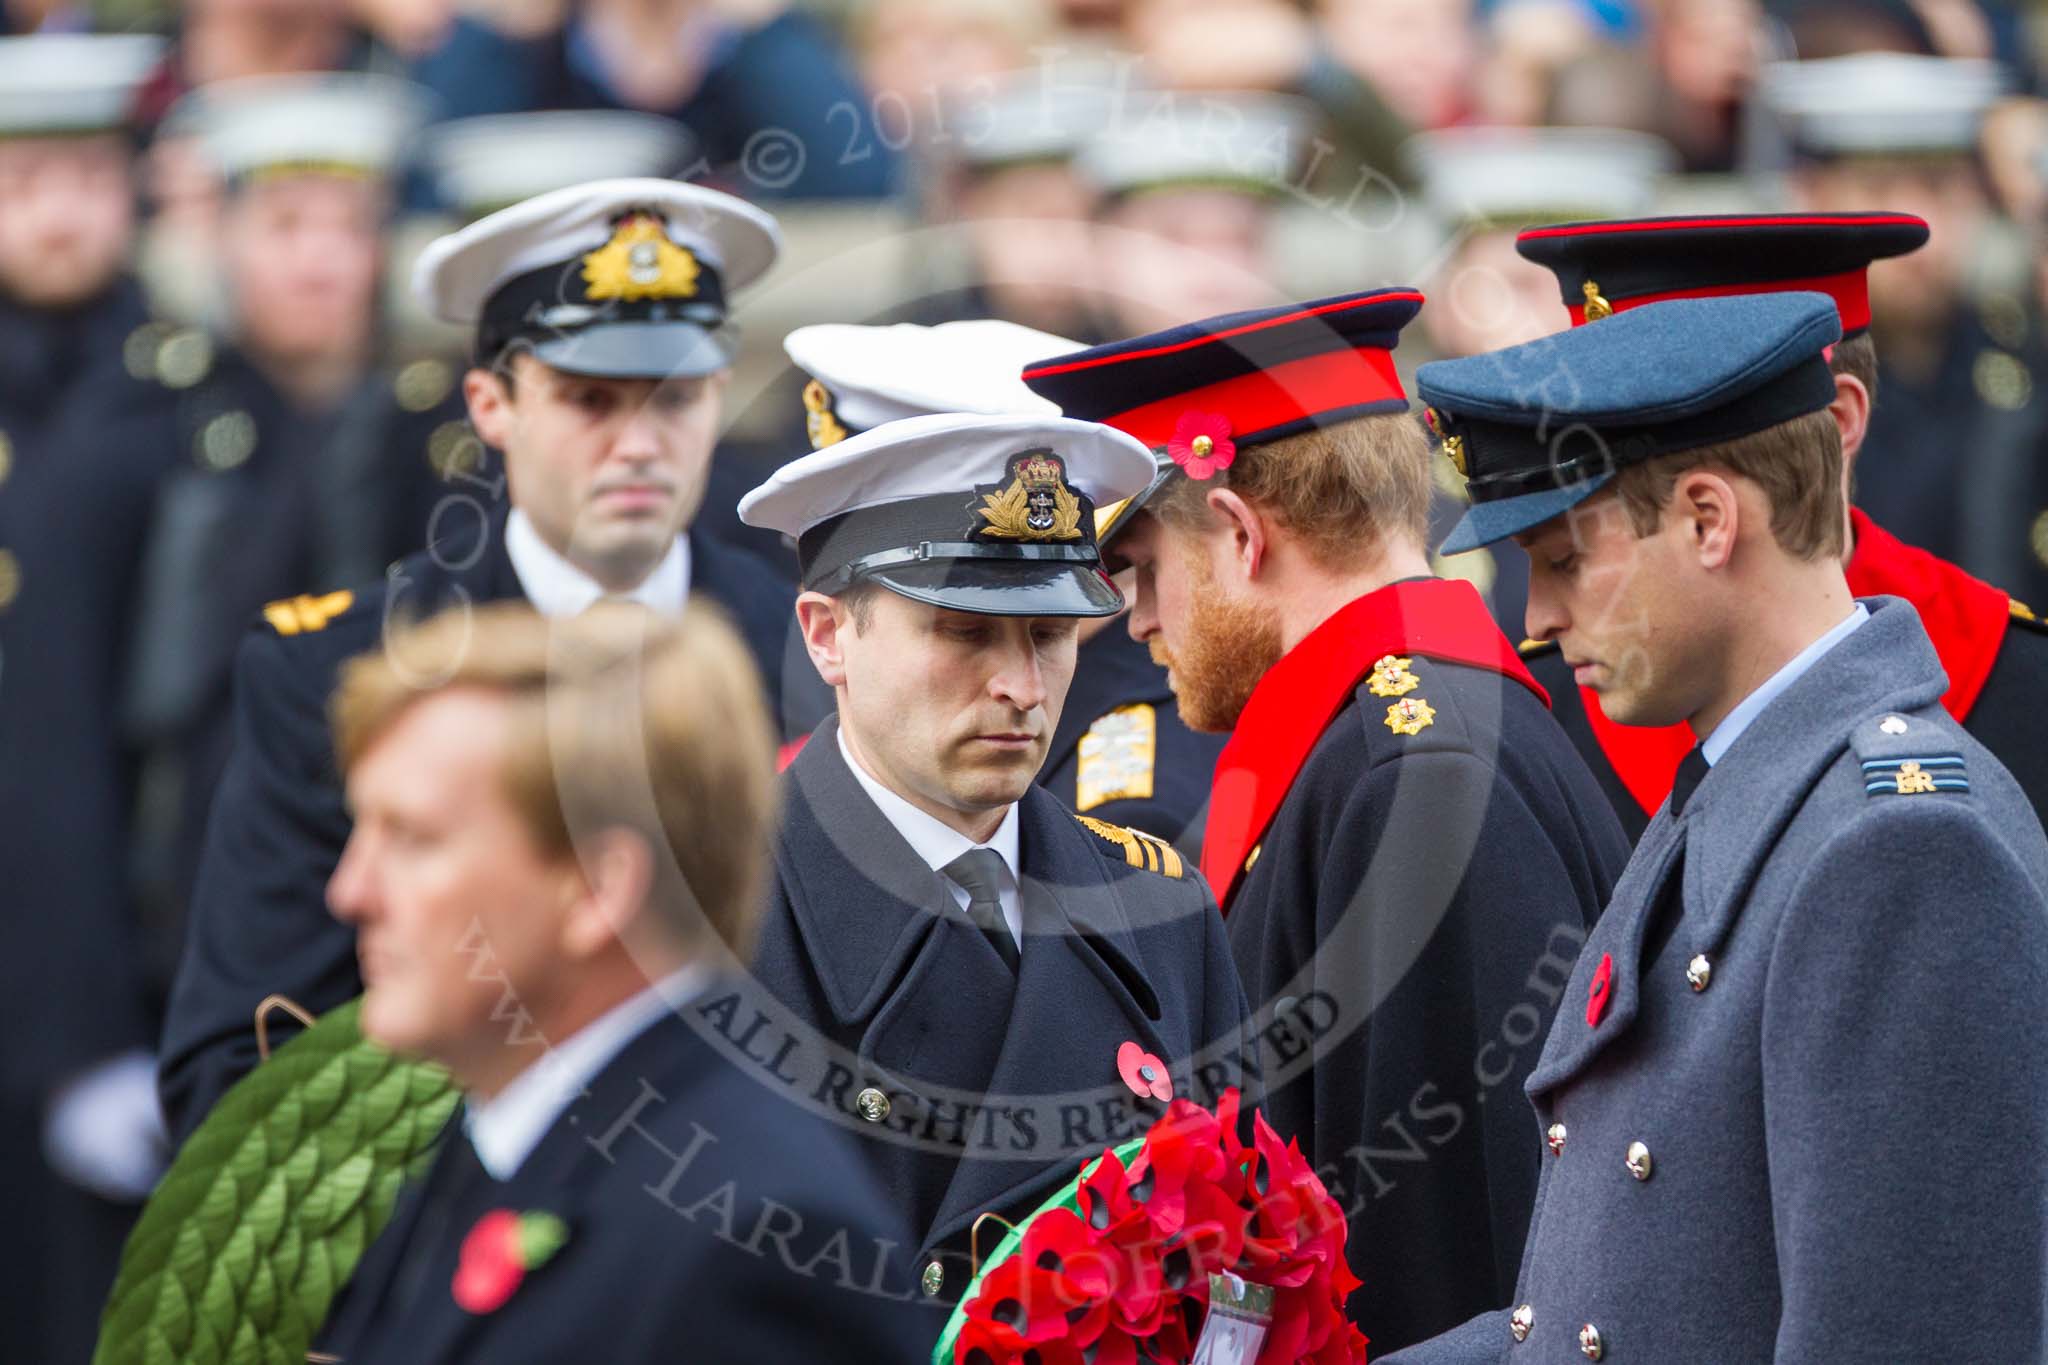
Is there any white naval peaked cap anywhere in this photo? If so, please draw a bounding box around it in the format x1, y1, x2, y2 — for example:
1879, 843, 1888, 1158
167, 72, 430, 183
782, 319, 1073, 443
419, 111, 697, 219
739, 412, 1157, 616
0, 34, 165, 136
1759, 54, 2007, 156
411, 176, 780, 324
1402, 126, 1678, 228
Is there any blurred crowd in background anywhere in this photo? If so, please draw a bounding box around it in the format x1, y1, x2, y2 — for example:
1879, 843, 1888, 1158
5, 0, 2048, 1357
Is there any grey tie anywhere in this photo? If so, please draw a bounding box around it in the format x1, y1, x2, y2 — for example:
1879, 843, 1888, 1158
943, 849, 1019, 972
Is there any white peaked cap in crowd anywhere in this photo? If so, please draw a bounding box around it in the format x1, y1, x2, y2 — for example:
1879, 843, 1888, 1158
1759, 54, 2008, 156
419, 111, 698, 218
0, 34, 165, 136
1078, 88, 1316, 197
1402, 125, 1679, 228
166, 72, 431, 182
411, 176, 781, 326
783, 319, 1074, 437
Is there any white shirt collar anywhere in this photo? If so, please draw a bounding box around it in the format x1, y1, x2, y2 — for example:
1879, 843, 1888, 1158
1702, 602, 1869, 767
836, 725, 1024, 943
504, 507, 691, 617
464, 964, 710, 1180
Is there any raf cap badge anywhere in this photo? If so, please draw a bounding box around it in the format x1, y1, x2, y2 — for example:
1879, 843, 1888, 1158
1424, 407, 1467, 477
973, 450, 1085, 542
581, 211, 700, 302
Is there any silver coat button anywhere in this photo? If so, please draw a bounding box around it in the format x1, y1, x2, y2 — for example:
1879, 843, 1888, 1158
1546, 1123, 1567, 1156
1686, 954, 1712, 992
1625, 1140, 1653, 1181
1579, 1322, 1603, 1359
855, 1087, 890, 1123
1510, 1304, 1534, 1342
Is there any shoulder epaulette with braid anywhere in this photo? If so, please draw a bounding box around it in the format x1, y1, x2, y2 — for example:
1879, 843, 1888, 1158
1518, 637, 1559, 659
1075, 814, 1185, 879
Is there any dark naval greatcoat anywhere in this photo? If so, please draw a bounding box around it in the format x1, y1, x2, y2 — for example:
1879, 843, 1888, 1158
1384, 595, 2048, 1363
742, 717, 1249, 1323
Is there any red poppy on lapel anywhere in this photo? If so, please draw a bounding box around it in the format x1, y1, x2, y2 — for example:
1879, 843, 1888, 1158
1585, 953, 1614, 1028
452, 1208, 569, 1314
1117, 1041, 1174, 1102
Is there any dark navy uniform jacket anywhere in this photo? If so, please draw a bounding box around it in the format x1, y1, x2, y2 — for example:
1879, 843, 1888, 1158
1208, 579, 1630, 1356
1037, 626, 1226, 847
317, 1006, 930, 1363
1529, 508, 2048, 841
0, 280, 179, 1101
746, 718, 1249, 1318
156, 510, 823, 1143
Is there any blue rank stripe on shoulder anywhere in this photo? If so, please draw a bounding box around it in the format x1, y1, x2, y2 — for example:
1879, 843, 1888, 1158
1861, 754, 1969, 797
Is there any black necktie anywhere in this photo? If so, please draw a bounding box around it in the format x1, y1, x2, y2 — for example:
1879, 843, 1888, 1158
1669, 745, 1710, 817
943, 849, 1019, 972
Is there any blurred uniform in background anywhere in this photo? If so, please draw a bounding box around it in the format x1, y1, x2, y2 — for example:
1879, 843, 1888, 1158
1401, 124, 1679, 637
0, 33, 183, 1365
1763, 52, 2021, 570
782, 316, 1226, 843
122, 72, 430, 994
1081, 89, 1313, 338
898, 68, 1115, 339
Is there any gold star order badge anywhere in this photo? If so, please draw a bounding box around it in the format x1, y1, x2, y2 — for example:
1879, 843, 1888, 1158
1385, 696, 1436, 736
1367, 654, 1420, 697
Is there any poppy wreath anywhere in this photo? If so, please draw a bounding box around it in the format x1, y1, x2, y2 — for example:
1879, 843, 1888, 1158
933, 1089, 1367, 1365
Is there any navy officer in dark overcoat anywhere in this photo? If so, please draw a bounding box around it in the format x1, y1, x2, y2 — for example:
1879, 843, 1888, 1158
1023, 290, 1633, 1354
781, 318, 1226, 845
1385, 291, 2048, 1361
734, 410, 1250, 1326
157, 177, 825, 1143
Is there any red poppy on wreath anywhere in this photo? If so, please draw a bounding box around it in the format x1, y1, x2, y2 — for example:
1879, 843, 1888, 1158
451, 1208, 570, 1314
1168, 410, 1236, 480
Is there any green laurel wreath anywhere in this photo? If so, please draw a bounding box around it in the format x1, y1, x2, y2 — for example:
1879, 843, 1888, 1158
93, 1000, 459, 1365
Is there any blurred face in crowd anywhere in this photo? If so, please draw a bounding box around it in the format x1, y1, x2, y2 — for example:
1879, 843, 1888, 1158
1321, 0, 1475, 130
800, 588, 1080, 838
1427, 228, 1568, 358
467, 354, 724, 591
956, 162, 1101, 334
1118, 509, 1284, 732
1517, 492, 1709, 726
1655, 0, 1762, 107
1098, 188, 1274, 334
329, 689, 586, 1088
0, 134, 136, 309
223, 173, 383, 368
1795, 158, 1983, 333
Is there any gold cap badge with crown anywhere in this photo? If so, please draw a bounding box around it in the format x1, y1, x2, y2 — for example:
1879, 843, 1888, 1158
581, 211, 701, 302
976, 450, 1085, 541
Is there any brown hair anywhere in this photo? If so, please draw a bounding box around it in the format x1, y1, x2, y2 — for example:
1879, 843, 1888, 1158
332, 601, 778, 957
1149, 411, 1433, 566
1610, 407, 1845, 560
1830, 331, 1878, 404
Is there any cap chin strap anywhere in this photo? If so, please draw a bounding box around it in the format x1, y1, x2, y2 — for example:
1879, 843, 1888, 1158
806, 541, 1100, 594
